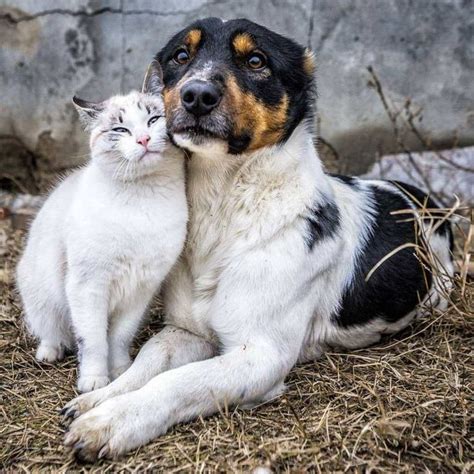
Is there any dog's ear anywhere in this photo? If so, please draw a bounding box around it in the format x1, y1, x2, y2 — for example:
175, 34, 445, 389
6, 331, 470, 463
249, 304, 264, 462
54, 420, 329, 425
142, 60, 164, 95
72, 96, 105, 128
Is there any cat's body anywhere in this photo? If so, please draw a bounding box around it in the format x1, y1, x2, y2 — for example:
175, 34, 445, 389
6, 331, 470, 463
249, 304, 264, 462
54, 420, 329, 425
17, 67, 187, 392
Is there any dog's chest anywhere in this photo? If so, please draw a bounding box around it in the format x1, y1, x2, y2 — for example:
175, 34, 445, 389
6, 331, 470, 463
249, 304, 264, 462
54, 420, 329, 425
185, 165, 287, 268
185, 186, 248, 275
170, 161, 312, 340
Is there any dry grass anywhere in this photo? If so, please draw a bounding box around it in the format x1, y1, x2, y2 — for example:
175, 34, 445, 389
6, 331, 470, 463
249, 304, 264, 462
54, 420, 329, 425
1, 221, 472, 473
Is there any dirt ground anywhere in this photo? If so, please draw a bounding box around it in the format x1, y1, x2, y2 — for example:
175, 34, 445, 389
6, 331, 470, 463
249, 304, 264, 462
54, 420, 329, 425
1, 222, 472, 472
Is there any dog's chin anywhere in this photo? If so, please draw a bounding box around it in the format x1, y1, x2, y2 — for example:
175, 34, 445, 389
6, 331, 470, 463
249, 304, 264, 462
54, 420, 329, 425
172, 129, 229, 155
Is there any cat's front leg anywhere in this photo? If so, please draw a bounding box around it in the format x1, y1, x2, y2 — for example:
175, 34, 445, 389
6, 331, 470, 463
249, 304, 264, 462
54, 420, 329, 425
66, 274, 110, 393
108, 293, 153, 380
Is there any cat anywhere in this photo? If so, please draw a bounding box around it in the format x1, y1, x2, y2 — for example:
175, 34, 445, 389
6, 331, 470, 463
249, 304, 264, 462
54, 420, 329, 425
16, 61, 187, 393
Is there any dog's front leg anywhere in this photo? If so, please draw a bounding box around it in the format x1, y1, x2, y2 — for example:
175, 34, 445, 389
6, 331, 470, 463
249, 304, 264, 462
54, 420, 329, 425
65, 340, 296, 461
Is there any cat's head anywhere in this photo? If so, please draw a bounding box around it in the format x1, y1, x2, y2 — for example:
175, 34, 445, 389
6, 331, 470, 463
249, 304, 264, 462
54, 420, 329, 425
73, 61, 178, 180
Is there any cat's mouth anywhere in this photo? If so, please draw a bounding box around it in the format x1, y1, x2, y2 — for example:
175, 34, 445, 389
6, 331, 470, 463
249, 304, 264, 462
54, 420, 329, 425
131, 148, 164, 162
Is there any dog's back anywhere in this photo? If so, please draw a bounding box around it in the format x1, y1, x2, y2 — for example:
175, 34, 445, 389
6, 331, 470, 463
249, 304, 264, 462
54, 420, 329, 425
299, 175, 453, 360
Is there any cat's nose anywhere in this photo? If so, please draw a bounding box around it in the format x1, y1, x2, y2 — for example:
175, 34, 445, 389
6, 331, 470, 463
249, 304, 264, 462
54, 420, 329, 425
180, 80, 222, 117
136, 134, 150, 148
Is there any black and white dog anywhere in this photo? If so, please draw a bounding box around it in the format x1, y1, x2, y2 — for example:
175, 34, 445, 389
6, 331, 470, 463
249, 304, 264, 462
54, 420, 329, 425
63, 18, 453, 460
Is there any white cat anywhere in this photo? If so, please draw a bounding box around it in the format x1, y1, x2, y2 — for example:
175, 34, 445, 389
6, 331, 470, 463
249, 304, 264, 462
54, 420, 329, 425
17, 62, 187, 393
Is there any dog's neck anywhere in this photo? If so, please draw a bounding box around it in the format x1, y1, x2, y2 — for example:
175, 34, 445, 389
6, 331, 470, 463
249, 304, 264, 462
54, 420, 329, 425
186, 122, 333, 210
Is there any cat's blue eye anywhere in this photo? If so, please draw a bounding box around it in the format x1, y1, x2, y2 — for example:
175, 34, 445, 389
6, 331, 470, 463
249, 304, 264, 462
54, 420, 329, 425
112, 127, 130, 134
147, 116, 162, 127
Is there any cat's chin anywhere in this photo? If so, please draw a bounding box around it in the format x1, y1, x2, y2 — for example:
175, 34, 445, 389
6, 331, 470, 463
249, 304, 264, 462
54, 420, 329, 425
124, 150, 162, 163
140, 149, 164, 159
95, 146, 181, 181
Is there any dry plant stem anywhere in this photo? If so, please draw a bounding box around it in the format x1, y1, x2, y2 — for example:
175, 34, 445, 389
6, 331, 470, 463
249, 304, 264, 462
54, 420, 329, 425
367, 66, 437, 201
459, 212, 473, 295
367, 66, 474, 209
403, 105, 474, 174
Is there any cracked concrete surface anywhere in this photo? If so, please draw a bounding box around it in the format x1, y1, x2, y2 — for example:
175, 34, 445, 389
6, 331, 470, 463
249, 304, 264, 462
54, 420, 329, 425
0, 0, 228, 22
0, 0, 473, 184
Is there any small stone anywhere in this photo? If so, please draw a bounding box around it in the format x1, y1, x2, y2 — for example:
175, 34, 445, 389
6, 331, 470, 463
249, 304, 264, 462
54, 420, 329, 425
0, 207, 10, 219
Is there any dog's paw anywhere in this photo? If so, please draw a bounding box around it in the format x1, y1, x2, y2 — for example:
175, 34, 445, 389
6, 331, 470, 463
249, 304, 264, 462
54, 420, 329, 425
36, 343, 65, 363
77, 375, 110, 393
64, 396, 164, 461
64, 404, 117, 462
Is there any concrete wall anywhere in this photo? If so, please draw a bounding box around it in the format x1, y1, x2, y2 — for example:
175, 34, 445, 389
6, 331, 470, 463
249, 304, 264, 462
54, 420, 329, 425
1, 0, 473, 187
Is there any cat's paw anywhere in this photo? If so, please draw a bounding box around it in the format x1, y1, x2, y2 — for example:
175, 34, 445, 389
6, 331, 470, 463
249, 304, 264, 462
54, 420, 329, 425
77, 375, 110, 393
110, 361, 132, 380
36, 343, 65, 363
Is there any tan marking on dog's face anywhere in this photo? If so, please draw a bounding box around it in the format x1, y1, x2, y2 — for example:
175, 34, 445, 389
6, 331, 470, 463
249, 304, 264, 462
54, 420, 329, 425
184, 29, 202, 55
303, 48, 316, 76
225, 75, 289, 151
163, 86, 181, 123
232, 33, 256, 56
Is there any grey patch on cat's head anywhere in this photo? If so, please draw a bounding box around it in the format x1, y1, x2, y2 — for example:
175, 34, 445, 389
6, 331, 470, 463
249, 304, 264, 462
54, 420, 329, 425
142, 59, 164, 96
72, 96, 105, 129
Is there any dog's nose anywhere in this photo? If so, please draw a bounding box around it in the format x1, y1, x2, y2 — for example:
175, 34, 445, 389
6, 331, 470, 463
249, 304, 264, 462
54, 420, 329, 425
180, 80, 222, 117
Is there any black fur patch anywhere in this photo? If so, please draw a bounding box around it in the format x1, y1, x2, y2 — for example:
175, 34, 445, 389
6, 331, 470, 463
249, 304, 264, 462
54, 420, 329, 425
330, 174, 359, 187
228, 133, 251, 154
334, 183, 435, 328
304, 199, 340, 251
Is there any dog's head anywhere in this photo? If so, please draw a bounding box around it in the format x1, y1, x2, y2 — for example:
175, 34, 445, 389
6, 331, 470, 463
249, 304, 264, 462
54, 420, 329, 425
156, 18, 315, 155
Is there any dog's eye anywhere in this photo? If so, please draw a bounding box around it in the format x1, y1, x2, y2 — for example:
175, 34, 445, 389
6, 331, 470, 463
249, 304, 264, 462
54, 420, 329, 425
173, 48, 190, 65
111, 127, 130, 134
247, 52, 267, 70
147, 115, 162, 127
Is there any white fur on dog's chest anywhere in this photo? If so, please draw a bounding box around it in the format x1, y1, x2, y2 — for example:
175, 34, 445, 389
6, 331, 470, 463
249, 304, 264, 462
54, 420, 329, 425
166, 131, 323, 342
180, 180, 257, 340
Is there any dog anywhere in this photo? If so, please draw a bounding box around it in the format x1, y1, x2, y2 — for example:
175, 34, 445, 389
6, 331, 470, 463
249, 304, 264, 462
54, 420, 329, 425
62, 18, 453, 461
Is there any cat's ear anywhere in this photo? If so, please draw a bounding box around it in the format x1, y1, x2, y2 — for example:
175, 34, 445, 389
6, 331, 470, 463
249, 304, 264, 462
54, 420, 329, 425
72, 96, 104, 128
142, 60, 164, 95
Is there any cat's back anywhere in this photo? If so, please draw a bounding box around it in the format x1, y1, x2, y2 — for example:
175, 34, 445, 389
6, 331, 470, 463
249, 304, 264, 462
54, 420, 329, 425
25, 168, 84, 244
17, 168, 85, 289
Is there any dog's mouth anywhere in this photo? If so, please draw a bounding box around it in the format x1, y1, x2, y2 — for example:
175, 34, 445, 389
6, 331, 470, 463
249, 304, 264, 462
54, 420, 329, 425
173, 125, 221, 139
167, 107, 231, 146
